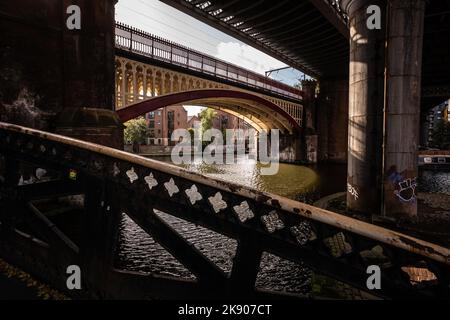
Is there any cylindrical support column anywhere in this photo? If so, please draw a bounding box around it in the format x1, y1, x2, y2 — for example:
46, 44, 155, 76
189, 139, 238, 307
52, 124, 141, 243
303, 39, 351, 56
342, 0, 386, 215
301, 80, 318, 163
383, 0, 425, 217
319, 79, 349, 163
301, 79, 317, 131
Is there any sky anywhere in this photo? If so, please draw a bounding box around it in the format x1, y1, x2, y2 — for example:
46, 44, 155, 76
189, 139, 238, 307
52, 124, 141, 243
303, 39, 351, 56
115, 0, 305, 115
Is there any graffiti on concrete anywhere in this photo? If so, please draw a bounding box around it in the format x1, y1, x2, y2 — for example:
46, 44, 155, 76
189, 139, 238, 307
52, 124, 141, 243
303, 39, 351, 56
387, 166, 417, 203
394, 177, 417, 202
347, 183, 359, 200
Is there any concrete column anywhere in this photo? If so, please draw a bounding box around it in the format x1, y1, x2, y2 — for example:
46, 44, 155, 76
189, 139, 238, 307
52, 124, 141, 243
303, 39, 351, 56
301, 80, 317, 131
383, 0, 425, 218
342, 0, 386, 215
323, 79, 349, 163
301, 80, 318, 163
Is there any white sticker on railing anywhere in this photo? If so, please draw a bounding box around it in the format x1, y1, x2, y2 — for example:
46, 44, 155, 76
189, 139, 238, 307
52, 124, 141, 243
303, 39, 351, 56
208, 192, 227, 213
233, 201, 254, 223
164, 178, 179, 197
261, 211, 285, 233
126, 167, 139, 184
185, 184, 202, 205
144, 173, 158, 191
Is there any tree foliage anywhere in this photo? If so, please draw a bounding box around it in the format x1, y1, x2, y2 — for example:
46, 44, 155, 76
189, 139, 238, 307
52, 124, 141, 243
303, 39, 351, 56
431, 119, 450, 149
200, 108, 217, 134
124, 117, 148, 145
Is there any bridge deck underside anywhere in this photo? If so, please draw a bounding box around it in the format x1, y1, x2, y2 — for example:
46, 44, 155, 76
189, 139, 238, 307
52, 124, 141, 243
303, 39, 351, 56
161, 0, 450, 104
160, 0, 350, 78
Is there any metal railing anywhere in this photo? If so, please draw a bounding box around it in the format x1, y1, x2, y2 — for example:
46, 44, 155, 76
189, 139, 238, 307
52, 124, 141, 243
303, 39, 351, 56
0, 122, 449, 299
115, 22, 303, 101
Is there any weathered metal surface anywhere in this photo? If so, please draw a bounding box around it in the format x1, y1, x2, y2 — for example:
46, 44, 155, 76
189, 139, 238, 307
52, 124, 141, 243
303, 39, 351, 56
0, 122, 449, 299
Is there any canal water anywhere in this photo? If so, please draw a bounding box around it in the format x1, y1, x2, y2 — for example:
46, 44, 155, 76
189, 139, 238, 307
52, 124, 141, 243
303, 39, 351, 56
418, 169, 450, 195
114, 155, 347, 295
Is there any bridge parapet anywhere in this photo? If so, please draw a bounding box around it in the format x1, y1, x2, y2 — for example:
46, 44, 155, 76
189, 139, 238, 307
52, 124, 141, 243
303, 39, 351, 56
114, 56, 303, 130
115, 22, 303, 101
0, 122, 448, 299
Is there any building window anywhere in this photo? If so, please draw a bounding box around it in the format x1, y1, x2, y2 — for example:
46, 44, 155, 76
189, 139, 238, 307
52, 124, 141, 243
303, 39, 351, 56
149, 112, 155, 119
158, 111, 161, 116
149, 121, 154, 128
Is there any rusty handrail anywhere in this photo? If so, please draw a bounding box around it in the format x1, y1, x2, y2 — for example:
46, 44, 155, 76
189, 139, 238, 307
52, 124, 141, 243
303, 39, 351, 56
1, 121, 448, 265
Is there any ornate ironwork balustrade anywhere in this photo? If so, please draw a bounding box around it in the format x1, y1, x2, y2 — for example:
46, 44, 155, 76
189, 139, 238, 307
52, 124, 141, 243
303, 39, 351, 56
0, 122, 448, 299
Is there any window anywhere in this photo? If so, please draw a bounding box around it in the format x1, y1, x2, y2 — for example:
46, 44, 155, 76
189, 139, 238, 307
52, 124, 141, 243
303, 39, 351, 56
149, 121, 154, 128
148, 112, 155, 119
158, 111, 161, 116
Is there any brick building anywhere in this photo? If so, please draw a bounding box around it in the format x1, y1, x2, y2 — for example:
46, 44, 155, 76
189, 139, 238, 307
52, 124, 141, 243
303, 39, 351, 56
146, 105, 187, 145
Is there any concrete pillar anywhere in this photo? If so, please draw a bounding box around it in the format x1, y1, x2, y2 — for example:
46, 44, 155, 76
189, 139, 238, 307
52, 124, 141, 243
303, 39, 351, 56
383, 0, 425, 218
315, 79, 348, 163
342, 0, 386, 215
301, 80, 317, 131
301, 80, 318, 163
322, 79, 349, 163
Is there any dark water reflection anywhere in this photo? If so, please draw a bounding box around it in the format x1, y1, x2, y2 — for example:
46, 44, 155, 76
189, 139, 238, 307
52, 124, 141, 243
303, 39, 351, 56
114, 155, 347, 295
418, 169, 450, 195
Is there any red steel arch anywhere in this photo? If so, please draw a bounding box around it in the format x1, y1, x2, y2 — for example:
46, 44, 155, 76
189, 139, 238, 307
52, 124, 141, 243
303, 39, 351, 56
116, 89, 301, 132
